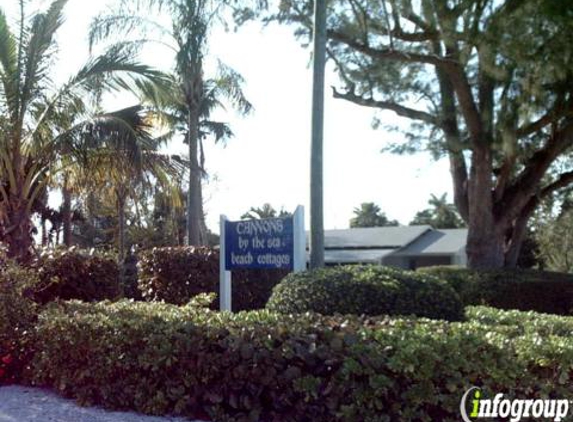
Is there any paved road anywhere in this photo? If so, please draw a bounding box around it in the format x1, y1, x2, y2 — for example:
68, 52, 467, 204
0, 386, 205, 422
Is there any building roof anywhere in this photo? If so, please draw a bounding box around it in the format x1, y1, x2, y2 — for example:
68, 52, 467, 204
390, 229, 468, 256
322, 248, 396, 264
301, 226, 469, 265
303, 226, 468, 264
307, 225, 432, 249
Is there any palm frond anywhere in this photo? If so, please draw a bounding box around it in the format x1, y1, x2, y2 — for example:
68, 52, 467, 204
135, 73, 182, 111
27, 43, 168, 144
73, 106, 153, 170
72, 43, 168, 95
0, 8, 20, 120
88, 13, 173, 52
19, 0, 67, 116
214, 60, 253, 115
199, 120, 233, 143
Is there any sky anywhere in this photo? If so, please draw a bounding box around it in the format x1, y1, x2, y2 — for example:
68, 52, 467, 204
6, 0, 454, 233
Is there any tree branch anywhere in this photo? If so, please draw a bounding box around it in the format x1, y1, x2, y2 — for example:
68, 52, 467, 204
444, 45, 483, 144
540, 171, 573, 199
327, 29, 452, 68
332, 87, 438, 125
328, 28, 484, 144
434, 50, 469, 222
449, 151, 469, 222
497, 120, 573, 223
516, 106, 570, 138
506, 168, 573, 266
368, 20, 438, 42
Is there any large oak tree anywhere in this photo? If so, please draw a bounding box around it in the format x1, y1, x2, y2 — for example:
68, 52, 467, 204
258, 0, 573, 268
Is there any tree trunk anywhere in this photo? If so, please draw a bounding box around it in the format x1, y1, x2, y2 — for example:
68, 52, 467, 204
117, 190, 127, 286
504, 216, 529, 268
466, 146, 506, 269
198, 180, 208, 244
41, 218, 48, 246
466, 222, 505, 269
186, 108, 203, 246
4, 134, 32, 262
5, 193, 33, 262
62, 177, 72, 247
504, 195, 540, 268
117, 192, 126, 264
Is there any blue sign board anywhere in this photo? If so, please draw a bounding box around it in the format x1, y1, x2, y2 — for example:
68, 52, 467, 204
225, 217, 294, 270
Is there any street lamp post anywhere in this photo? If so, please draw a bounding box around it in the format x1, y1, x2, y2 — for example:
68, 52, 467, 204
309, 0, 327, 269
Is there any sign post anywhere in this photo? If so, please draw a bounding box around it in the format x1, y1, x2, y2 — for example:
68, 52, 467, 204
220, 206, 305, 312
219, 215, 232, 312
293, 206, 305, 272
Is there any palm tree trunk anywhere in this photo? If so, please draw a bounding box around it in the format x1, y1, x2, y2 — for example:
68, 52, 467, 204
3, 132, 31, 261
186, 108, 203, 246
117, 191, 126, 265
62, 176, 72, 246
5, 193, 33, 262
5, 159, 33, 262
116, 188, 128, 290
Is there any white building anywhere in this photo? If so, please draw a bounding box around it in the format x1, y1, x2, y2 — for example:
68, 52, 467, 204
307, 225, 467, 269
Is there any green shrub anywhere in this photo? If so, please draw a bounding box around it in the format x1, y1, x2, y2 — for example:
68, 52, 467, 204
0, 264, 40, 384
419, 266, 573, 315
29, 248, 121, 304
416, 265, 469, 294
137, 247, 287, 310
466, 305, 573, 336
266, 265, 464, 321
29, 301, 573, 421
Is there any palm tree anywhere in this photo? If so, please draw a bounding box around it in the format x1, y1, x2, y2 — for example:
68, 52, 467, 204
146, 69, 252, 244
0, 0, 165, 260
69, 105, 184, 266
89, 0, 252, 246
410, 193, 465, 229
349, 202, 399, 228
241, 203, 291, 220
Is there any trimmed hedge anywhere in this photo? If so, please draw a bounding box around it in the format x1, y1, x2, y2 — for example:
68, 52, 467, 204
28, 301, 573, 421
419, 266, 573, 315
266, 265, 464, 321
28, 248, 121, 304
0, 264, 39, 384
137, 247, 287, 310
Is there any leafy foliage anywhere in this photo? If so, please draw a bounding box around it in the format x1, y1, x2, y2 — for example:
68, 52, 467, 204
349, 202, 399, 228
137, 247, 287, 311
28, 300, 573, 421
535, 208, 573, 272
410, 193, 465, 229
28, 248, 121, 304
241, 203, 291, 220
267, 265, 464, 321
419, 266, 573, 315
0, 0, 167, 260
254, 0, 573, 268
0, 263, 40, 384
89, 0, 252, 246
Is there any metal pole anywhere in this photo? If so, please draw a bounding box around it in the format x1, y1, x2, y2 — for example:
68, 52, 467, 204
219, 215, 232, 311
293, 205, 306, 272
310, 0, 327, 269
